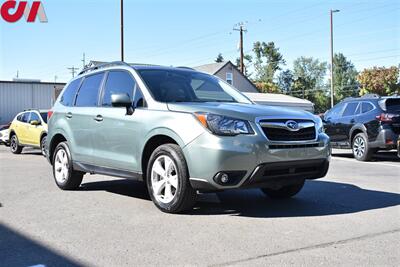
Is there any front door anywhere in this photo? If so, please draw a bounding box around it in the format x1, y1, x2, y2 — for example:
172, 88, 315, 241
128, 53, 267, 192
90, 70, 145, 172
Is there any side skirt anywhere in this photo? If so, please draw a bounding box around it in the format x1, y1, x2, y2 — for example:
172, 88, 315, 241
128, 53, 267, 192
73, 161, 143, 181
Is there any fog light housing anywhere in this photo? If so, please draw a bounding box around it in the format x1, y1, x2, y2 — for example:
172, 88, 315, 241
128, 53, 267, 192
213, 171, 247, 186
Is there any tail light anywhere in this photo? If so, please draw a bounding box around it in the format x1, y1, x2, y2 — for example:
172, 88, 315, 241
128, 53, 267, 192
376, 113, 395, 122
47, 110, 54, 120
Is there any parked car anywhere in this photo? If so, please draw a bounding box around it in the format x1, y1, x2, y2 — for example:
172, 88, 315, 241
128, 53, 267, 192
8, 109, 49, 156
323, 95, 400, 161
46, 61, 330, 213
0, 123, 11, 146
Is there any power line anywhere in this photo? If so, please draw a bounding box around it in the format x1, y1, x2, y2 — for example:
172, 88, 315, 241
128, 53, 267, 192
67, 66, 79, 78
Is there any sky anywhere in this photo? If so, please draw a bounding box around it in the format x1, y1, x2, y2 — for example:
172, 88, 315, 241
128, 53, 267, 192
0, 0, 399, 83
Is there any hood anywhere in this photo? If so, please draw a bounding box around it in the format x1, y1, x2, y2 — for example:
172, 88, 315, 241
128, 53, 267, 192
167, 102, 316, 122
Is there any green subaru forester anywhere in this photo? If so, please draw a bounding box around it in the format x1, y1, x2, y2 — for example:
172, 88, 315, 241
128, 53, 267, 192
46, 62, 330, 213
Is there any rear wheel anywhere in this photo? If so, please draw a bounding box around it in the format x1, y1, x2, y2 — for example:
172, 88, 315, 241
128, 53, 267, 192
41, 135, 47, 156
52, 142, 84, 190
261, 180, 305, 199
146, 144, 197, 213
352, 133, 374, 161
10, 135, 23, 154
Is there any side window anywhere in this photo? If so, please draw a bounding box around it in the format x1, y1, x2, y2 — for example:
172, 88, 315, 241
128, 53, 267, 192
343, 102, 359, 117
102, 71, 135, 107
60, 78, 82, 106
21, 112, 30, 123
362, 102, 374, 113
75, 73, 104, 107
326, 103, 345, 120
17, 114, 23, 122
29, 112, 40, 123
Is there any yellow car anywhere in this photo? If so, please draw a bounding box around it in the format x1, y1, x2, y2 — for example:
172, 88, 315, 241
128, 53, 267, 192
9, 109, 48, 156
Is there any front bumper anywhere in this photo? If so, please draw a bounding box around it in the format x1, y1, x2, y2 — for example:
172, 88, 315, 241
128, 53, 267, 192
183, 131, 330, 191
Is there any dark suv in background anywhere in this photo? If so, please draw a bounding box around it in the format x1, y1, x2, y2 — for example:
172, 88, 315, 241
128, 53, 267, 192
323, 94, 400, 161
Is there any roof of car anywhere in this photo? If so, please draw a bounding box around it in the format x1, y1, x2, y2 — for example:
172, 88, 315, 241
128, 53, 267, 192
131, 64, 196, 72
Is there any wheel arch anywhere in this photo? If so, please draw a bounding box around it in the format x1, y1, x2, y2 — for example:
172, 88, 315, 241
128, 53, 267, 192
141, 130, 184, 180
48, 133, 67, 164
349, 124, 367, 144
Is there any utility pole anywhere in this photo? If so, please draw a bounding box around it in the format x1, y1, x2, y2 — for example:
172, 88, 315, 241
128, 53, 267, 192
81, 53, 86, 69
54, 75, 58, 83
16, 70, 19, 78
120, 0, 124, 62
67, 66, 79, 78
233, 22, 247, 74
330, 9, 340, 108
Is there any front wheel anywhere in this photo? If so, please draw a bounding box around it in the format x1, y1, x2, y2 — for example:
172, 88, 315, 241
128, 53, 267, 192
52, 142, 84, 190
10, 135, 23, 154
261, 180, 305, 199
146, 144, 197, 213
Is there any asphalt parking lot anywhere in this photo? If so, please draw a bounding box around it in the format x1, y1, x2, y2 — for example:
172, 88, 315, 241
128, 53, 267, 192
1, 146, 399, 266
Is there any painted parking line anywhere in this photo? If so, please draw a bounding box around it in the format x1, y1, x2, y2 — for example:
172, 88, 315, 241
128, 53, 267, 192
332, 156, 400, 168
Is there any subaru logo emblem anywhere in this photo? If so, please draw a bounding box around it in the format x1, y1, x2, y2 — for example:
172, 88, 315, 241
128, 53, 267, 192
286, 120, 299, 131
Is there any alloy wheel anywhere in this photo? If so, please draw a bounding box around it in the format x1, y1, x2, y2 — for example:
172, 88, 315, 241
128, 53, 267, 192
151, 155, 179, 204
54, 148, 69, 184
353, 136, 365, 158
10, 136, 17, 152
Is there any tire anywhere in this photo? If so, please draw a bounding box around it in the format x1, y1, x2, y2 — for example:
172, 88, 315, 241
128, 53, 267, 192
10, 134, 23, 154
261, 180, 305, 199
352, 132, 373, 161
41, 135, 47, 157
146, 144, 197, 213
52, 142, 84, 190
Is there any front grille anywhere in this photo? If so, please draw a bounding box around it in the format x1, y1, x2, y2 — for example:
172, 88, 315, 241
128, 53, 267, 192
261, 124, 316, 141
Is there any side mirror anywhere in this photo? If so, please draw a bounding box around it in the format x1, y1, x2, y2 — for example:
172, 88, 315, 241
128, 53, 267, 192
111, 93, 134, 115
30, 120, 41, 126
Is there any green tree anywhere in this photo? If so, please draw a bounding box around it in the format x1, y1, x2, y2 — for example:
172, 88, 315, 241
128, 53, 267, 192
254, 81, 281, 94
292, 57, 328, 112
277, 69, 294, 94
235, 54, 253, 77
215, 53, 224, 63
253, 41, 285, 82
331, 53, 359, 100
357, 66, 399, 96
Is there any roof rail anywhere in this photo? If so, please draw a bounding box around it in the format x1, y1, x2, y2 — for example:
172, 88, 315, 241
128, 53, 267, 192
361, 93, 380, 98
176, 66, 195, 70
78, 61, 131, 76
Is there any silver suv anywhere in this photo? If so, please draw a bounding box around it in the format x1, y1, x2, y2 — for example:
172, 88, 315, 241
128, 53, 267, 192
46, 62, 330, 213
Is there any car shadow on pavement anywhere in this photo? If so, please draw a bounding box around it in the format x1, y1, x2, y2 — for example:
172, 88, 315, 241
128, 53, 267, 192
190, 180, 400, 218
79, 179, 399, 218
80, 179, 151, 201
0, 223, 83, 266
332, 151, 400, 162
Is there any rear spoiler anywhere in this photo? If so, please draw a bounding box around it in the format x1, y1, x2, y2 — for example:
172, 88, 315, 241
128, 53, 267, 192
378, 97, 400, 112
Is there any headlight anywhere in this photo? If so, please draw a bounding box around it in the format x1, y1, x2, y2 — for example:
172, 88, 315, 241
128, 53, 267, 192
315, 116, 324, 133
194, 112, 253, 136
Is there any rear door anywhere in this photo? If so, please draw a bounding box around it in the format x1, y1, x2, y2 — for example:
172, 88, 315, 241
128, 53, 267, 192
70, 72, 105, 164
92, 70, 144, 171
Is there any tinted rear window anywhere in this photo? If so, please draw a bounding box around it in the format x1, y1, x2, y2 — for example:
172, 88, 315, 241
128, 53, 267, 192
60, 78, 82, 106
386, 98, 400, 114
75, 73, 104, 107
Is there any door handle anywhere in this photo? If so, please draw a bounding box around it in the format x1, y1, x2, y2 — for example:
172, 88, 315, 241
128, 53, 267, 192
94, 115, 103, 122
66, 112, 72, 119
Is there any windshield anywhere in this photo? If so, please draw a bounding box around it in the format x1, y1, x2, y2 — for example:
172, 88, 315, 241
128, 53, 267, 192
137, 69, 252, 104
